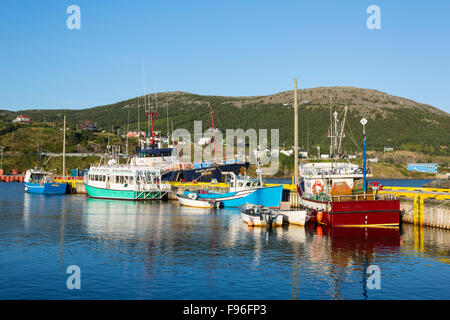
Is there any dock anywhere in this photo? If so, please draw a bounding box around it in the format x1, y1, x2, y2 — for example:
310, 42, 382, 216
53, 177, 86, 194
21, 176, 450, 230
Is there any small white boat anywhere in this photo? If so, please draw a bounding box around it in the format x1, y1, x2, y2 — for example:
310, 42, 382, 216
281, 210, 308, 226
176, 192, 218, 208
239, 203, 283, 227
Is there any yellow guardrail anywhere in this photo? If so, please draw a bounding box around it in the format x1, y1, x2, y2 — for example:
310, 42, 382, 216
378, 186, 450, 200
168, 181, 298, 191
381, 186, 450, 193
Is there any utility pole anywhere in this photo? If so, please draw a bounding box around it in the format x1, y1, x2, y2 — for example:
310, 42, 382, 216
0, 146, 4, 171
361, 118, 368, 193
62, 115, 66, 179
294, 78, 299, 186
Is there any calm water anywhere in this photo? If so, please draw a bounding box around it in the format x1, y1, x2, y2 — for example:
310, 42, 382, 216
0, 182, 449, 300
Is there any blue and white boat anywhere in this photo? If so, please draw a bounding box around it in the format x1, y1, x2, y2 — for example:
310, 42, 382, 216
24, 169, 67, 194
187, 172, 283, 208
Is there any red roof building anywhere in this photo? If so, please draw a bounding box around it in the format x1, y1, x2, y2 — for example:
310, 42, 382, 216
12, 114, 31, 124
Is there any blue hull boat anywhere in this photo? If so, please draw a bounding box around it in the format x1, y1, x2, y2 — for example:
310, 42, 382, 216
24, 181, 67, 194
24, 169, 67, 195
189, 185, 283, 208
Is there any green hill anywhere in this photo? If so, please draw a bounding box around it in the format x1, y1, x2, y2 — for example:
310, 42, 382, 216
2, 87, 448, 157
0, 86, 448, 174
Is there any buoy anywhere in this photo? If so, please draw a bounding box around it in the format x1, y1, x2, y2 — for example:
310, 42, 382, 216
316, 211, 323, 223
316, 226, 323, 236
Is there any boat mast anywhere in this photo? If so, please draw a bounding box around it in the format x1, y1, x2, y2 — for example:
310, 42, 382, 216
38, 142, 42, 170
126, 109, 130, 157
62, 115, 66, 179
137, 95, 140, 137
209, 103, 216, 158
294, 79, 299, 186
338, 106, 348, 155
146, 107, 157, 146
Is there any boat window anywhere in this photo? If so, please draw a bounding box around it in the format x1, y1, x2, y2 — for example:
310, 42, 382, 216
115, 176, 120, 183
129, 176, 134, 183
238, 182, 244, 187
246, 182, 252, 187
230, 182, 234, 188
120, 176, 124, 184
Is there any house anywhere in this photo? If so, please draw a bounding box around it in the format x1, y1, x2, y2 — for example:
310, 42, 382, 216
12, 114, 31, 124
384, 146, 394, 152
80, 120, 98, 132
126, 131, 146, 138
407, 163, 438, 173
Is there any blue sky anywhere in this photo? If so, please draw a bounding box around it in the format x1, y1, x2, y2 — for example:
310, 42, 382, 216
0, 0, 449, 112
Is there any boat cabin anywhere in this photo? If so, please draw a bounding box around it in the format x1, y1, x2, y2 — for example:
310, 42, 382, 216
299, 162, 372, 198
24, 169, 53, 184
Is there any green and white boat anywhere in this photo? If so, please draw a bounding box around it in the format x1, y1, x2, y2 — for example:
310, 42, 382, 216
84, 165, 171, 200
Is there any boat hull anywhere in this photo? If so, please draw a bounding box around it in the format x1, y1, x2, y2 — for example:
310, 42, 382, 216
302, 197, 400, 227
324, 199, 400, 227
241, 212, 283, 227
176, 195, 213, 208
84, 184, 166, 200
281, 210, 307, 226
194, 185, 283, 208
24, 182, 67, 194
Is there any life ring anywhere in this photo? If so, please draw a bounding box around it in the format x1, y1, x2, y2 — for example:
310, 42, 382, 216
312, 181, 323, 194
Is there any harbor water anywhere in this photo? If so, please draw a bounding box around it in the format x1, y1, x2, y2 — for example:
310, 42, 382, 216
0, 182, 449, 300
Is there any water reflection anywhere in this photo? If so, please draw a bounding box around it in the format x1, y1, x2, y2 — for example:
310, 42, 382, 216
305, 226, 401, 300
79, 198, 445, 299
2, 183, 449, 299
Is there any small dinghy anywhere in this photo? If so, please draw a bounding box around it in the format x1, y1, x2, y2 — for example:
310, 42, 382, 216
239, 203, 283, 228
176, 192, 219, 208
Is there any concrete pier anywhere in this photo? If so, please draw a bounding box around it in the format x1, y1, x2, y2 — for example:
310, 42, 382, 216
401, 198, 450, 229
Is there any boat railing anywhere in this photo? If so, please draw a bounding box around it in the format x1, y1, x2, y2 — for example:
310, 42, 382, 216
303, 192, 396, 202
301, 168, 365, 176
138, 183, 171, 192
330, 193, 397, 202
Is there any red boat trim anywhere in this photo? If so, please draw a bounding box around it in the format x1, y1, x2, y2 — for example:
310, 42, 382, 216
330, 209, 400, 214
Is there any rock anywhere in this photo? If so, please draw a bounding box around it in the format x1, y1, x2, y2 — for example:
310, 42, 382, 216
422, 179, 450, 189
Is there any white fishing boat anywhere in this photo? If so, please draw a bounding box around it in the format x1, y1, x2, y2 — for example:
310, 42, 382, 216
176, 192, 218, 208
84, 162, 171, 201
239, 203, 283, 227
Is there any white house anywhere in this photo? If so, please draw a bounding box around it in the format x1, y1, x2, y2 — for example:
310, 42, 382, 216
12, 114, 31, 124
